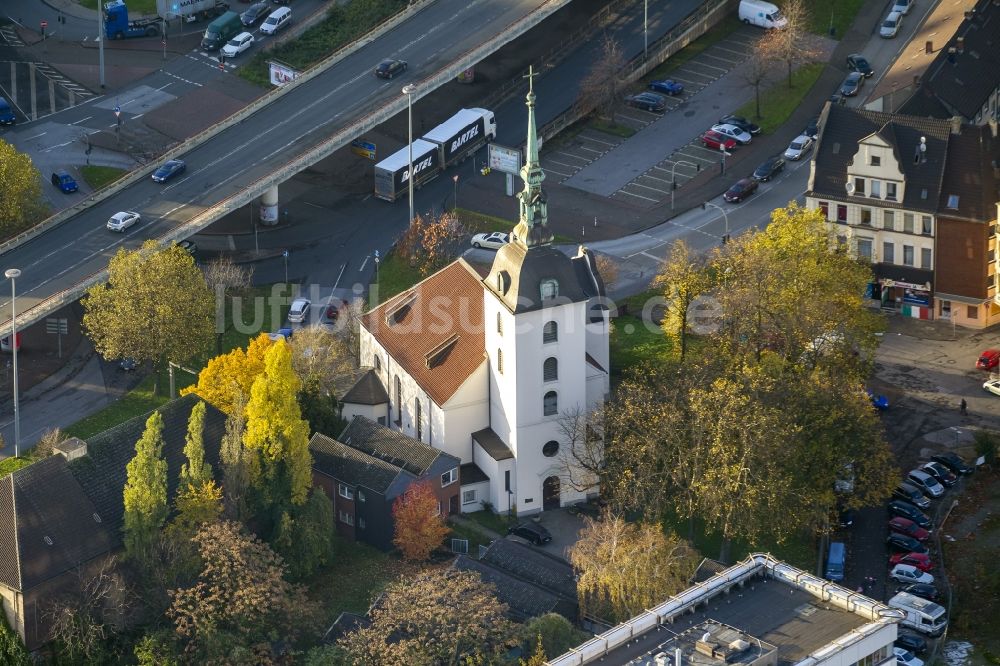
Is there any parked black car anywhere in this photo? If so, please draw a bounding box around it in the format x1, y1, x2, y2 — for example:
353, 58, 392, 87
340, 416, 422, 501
718, 114, 760, 135
846, 53, 874, 77
752, 156, 785, 181
887, 533, 928, 554
804, 116, 820, 138
893, 482, 931, 509
921, 461, 957, 487
508, 522, 552, 546
723, 178, 759, 203
895, 633, 928, 654
898, 583, 940, 602
931, 452, 974, 475
625, 92, 667, 113
240, 1, 270, 26
840, 71, 864, 97
838, 507, 856, 528
888, 500, 932, 528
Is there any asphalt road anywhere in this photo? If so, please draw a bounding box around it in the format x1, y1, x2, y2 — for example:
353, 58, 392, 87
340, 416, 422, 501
0, 0, 560, 329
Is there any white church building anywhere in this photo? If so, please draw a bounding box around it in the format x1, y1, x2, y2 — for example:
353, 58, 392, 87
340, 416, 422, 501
342, 75, 610, 516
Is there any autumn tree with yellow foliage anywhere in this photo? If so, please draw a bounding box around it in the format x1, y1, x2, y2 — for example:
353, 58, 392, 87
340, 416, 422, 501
182, 333, 272, 415
83, 242, 214, 390
243, 340, 312, 511
569, 513, 697, 622
0, 140, 46, 238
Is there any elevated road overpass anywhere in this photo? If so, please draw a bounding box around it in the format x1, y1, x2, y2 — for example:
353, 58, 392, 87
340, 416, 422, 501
0, 0, 573, 330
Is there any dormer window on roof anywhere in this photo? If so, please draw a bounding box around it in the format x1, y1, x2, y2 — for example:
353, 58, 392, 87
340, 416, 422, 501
540, 279, 558, 300
946, 194, 959, 209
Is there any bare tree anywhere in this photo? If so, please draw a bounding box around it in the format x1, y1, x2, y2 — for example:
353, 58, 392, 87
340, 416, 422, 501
557, 406, 605, 496
47, 557, 131, 662
594, 254, 619, 289
578, 35, 626, 120
741, 33, 776, 120
769, 0, 818, 88
202, 256, 254, 300
289, 325, 356, 392
34, 427, 68, 458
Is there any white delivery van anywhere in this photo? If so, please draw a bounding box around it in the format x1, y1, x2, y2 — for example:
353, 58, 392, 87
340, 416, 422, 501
887, 592, 948, 637
739, 0, 788, 28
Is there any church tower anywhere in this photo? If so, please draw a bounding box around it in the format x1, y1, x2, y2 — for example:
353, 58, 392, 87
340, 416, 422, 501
481, 68, 609, 515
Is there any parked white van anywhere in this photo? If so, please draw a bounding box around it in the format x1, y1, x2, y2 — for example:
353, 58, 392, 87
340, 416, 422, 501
739, 0, 788, 28
260, 6, 291, 35
888, 592, 948, 637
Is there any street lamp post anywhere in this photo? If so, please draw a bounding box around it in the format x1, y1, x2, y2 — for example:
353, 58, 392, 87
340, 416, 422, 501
701, 201, 730, 245
644, 0, 648, 61
403, 84, 418, 225
5, 268, 21, 457
670, 160, 698, 211
453, 174, 459, 212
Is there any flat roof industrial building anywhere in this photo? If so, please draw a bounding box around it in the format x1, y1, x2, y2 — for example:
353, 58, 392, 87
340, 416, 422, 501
547, 554, 905, 666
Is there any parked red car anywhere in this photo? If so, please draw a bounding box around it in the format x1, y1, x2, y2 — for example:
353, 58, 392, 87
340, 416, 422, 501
977, 349, 1000, 370
890, 552, 933, 572
889, 516, 930, 542
701, 130, 737, 151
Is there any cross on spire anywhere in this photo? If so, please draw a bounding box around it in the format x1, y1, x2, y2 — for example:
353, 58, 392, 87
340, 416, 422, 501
512, 65, 552, 248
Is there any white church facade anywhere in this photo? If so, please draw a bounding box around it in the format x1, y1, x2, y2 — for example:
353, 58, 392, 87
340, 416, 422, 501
343, 73, 610, 515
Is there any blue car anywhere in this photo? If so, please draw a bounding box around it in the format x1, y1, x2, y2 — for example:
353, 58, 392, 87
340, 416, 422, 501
151, 159, 186, 183
648, 79, 683, 96
867, 390, 889, 410
0, 98, 15, 125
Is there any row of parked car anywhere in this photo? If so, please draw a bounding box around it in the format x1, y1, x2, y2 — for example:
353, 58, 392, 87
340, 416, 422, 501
885, 451, 973, 654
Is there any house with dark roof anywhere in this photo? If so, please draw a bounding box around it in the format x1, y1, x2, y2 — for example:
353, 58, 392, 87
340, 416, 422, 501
806, 102, 1000, 327
0, 395, 225, 649
452, 538, 578, 622
309, 416, 461, 550
898, 0, 1000, 126
340, 368, 389, 425
350, 76, 609, 517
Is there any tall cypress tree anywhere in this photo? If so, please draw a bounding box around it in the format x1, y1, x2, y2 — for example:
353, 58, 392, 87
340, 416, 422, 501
124, 411, 168, 561
179, 400, 212, 489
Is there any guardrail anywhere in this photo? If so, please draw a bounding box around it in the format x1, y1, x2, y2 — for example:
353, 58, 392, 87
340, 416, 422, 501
0, 0, 576, 335
537, 0, 733, 147
0, 0, 439, 260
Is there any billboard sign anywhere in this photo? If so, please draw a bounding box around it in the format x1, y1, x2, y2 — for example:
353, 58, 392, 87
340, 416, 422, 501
489, 143, 521, 175
269, 61, 299, 87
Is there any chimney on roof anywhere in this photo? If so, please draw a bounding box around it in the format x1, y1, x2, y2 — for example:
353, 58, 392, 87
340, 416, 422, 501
925, 40, 933, 54
950, 116, 963, 135
53, 437, 87, 461
956, 37, 965, 53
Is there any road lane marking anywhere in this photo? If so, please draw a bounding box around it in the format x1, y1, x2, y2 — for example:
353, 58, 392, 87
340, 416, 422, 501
70, 116, 93, 124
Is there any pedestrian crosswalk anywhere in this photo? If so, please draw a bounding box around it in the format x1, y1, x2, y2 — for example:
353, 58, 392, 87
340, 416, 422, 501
0, 25, 24, 47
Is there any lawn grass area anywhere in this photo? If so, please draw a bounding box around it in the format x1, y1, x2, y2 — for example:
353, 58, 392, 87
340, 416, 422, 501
646, 15, 743, 79
308, 538, 424, 621
464, 509, 514, 535
371, 251, 421, 304
0, 457, 32, 478
218, 284, 294, 352
447, 520, 495, 554
80, 165, 127, 191
610, 314, 672, 375
79, 0, 155, 12
661, 509, 815, 571
241, 0, 406, 87
63, 286, 293, 438
734, 62, 825, 134
804, 0, 867, 39
589, 118, 636, 139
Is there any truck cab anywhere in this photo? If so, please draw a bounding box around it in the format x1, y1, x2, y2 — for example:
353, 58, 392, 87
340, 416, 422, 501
201, 11, 242, 50
104, 0, 159, 39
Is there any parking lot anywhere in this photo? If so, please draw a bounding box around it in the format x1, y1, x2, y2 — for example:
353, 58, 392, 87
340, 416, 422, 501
539, 24, 819, 207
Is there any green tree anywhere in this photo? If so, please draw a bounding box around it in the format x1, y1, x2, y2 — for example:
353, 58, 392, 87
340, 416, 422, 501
134, 628, 180, 666
516, 614, 587, 662
0, 608, 30, 666
163, 480, 224, 584
653, 239, 711, 362
569, 513, 697, 621
521, 635, 547, 666
0, 139, 46, 238
300, 375, 346, 438
274, 487, 334, 580
179, 400, 212, 489
243, 340, 313, 512
83, 242, 215, 391
339, 569, 514, 665
124, 411, 169, 561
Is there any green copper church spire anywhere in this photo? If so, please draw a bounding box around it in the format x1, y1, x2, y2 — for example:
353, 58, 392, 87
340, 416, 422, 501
512, 66, 553, 248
